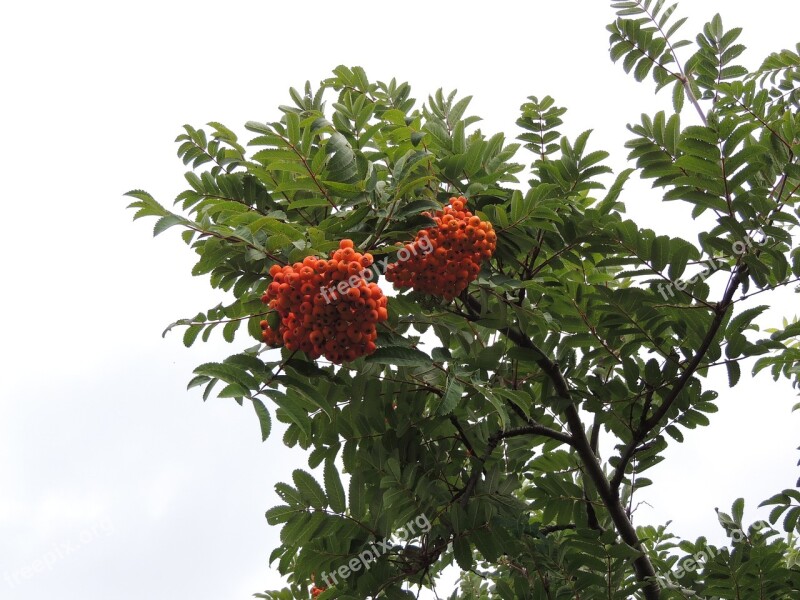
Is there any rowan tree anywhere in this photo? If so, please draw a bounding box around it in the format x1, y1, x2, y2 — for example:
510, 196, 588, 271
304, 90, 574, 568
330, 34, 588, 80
128, 2, 800, 598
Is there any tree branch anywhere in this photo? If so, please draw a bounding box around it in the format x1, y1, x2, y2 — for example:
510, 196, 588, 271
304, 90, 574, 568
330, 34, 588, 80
611, 265, 745, 492
461, 294, 662, 600
457, 423, 576, 509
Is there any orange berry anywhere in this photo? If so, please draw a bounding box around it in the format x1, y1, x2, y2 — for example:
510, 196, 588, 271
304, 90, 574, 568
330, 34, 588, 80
259, 242, 386, 363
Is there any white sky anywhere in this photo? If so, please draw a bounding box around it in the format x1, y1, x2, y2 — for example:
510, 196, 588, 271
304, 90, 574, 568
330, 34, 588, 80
1, 1, 798, 598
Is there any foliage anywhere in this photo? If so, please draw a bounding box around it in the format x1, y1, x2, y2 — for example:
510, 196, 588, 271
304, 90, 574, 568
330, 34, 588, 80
128, 1, 800, 598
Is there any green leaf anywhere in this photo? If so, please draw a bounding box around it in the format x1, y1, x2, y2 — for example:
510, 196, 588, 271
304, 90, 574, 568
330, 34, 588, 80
325, 132, 358, 183
194, 362, 258, 390
453, 537, 473, 571
222, 319, 238, 343
287, 197, 331, 210
479, 386, 511, 429
726, 361, 741, 387
217, 382, 249, 398
268, 390, 312, 440
665, 425, 684, 442
732, 497, 745, 524
153, 214, 187, 236
265, 504, 302, 525
292, 469, 327, 510
395, 198, 442, 219
187, 374, 211, 390
252, 398, 272, 441
324, 459, 346, 514
364, 346, 431, 367
437, 377, 464, 415
410, 131, 426, 146
784, 506, 800, 533
183, 324, 203, 347
279, 510, 325, 546
349, 470, 365, 519
673, 80, 685, 113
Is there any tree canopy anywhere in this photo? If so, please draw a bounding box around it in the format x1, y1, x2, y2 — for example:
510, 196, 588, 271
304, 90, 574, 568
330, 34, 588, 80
128, 2, 800, 598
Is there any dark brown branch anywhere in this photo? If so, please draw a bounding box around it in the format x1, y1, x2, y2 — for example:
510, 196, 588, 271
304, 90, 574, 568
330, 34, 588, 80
459, 430, 503, 508
540, 524, 577, 535
632, 0, 708, 126
504, 423, 575, 447
611, 265, 745, 492
449, 416, 479, 466
457, 423, 575, 509
461, 293, 661, 600
590, 412, 602, 457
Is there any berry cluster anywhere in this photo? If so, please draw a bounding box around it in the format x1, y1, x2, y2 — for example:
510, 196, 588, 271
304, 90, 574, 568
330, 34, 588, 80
260, 240, 388, 364
310, 585, 325, 598
385, 196, 496, 301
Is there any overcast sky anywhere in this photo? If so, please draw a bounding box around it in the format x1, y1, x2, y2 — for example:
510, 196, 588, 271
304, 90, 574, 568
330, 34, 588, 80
1, 1, 799, 598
